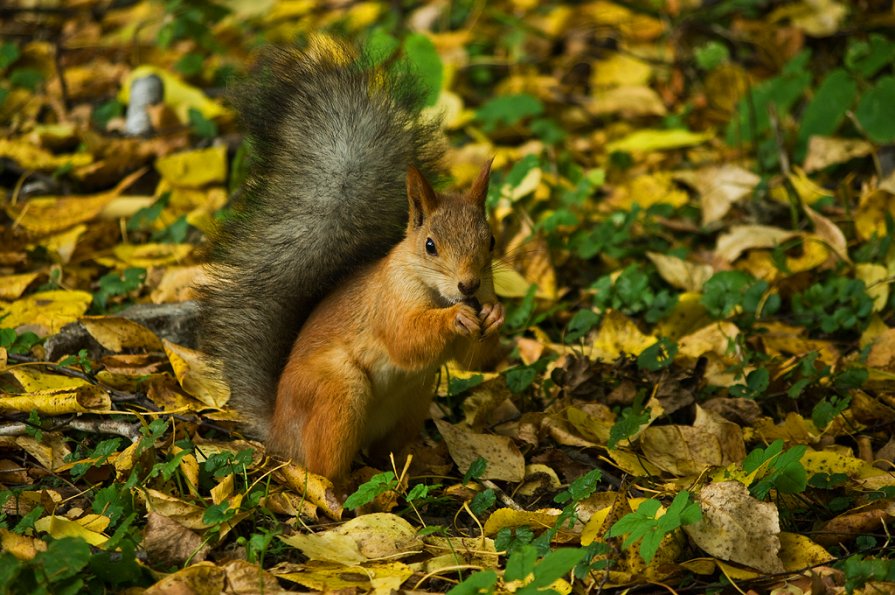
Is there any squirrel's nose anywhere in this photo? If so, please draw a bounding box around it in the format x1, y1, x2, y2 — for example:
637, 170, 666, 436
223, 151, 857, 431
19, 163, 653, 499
458, 279, 480, 296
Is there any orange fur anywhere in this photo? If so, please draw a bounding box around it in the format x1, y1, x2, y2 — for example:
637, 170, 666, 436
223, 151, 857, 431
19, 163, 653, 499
269, 162, 504, 482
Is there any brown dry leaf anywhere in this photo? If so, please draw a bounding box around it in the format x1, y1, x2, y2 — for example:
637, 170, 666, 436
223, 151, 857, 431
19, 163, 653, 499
647, 252, 714, 292
434, 418, 525, 481
141, 511, 209, 567
163, 339, 229, 408
0, 289, 93, 334
143, 561, 226, 595
143, 488, 209, 530
223, 560, 286, 594
640, 411, 744, 477
684, 481, 784, 573
803, 135, 874, 172
680, 165, 761, 225
715, 225, 798, 263
868, 328, 895, 371
0, 435, 70, 471
589, 86, 667, 117
80, 316, 164, 352
814, 500, 895, 547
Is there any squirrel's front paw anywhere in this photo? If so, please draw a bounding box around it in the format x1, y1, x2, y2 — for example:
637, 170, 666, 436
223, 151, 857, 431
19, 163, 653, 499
478, 302, 505, 338
453, 304, 481, 336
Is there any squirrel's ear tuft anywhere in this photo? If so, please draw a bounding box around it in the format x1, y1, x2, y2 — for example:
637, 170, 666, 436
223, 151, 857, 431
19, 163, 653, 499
407, 164, 438, 226
467, 158, 493, 209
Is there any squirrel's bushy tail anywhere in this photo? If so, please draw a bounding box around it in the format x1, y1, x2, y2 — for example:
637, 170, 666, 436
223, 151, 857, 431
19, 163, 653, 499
198, 37, 444, 439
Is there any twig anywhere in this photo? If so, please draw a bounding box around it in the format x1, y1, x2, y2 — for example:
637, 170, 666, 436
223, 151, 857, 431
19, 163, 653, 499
481, 479, 522, 510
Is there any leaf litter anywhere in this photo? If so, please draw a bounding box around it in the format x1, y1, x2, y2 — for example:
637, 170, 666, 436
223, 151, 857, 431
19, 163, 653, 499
2, 0, 895, 593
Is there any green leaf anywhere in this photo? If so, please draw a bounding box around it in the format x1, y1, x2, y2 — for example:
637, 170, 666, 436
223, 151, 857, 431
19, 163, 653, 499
39, 537, 91, 582
403, 33, 442, 107
845, 34, 895, 78
93, 99, 125, 130
564, 308, 600, 343
174, 52, 204, 76
694, 41, 729, 70
447, 569, 498, 595
9, 67, 43, 91
188, 106, 218, 139
463, 457, 487, 484
448, 373, 485, 396
505, 365, 537, 394
0, 42, 20, 70
530, 548, 587, 587
608, 395, 649, 449
636, 337, 677, 372
476, 94, 544, 132
505, 544, 538, 581
469, 488, 496, 516
365, 29, 400, 65
343, 471, 397, 509
855, 76, 895, 143
797, 68, 857, 159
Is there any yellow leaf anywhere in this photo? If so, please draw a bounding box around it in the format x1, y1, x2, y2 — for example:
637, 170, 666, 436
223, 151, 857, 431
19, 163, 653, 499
42, 224, 87, 264
856, 263, 889, 312
0, 528, 46, 560
855, 189, 895, 241
112, 242, 193, 268
80, 316, 164, 352
277, 463, 343, 521
119, 66, 228, 123
592, 53, 652, 87
0, 290, 93, 334
163, 339, 230, 408
483, 507, 561, 536
0, 385, 111, 416
779, 532, 833, 571
275, 561, 413, 591
0, 273, 39, 300
591, 309, 657, 361
156, 146, 228, 188
34, 515, 109, 547
6, 366, 89, 392
0, 138, 93, 172
609, 172, 688, 210
494, 265, 535, 298
6, 168, 145, 234
606, 129, 712, 154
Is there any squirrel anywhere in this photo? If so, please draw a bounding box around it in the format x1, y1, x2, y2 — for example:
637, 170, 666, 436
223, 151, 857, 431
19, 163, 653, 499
198, 36, 504, 482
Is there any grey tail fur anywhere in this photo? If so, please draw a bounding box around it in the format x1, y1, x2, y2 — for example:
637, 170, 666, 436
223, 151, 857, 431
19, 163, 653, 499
197, 39, 445, 439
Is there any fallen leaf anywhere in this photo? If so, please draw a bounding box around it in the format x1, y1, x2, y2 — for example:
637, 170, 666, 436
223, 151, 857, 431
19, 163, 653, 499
684, 481, 784, 573
434, 419, 525, 481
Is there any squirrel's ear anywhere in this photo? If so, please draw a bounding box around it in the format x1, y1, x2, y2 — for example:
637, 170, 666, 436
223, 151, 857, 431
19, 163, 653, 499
467, 158, 493, 209
407, 164, 438, 226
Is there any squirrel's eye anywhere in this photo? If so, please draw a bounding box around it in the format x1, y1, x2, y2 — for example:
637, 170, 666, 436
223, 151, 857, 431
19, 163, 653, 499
425, 238, 437, 255
489, 235, 495, 251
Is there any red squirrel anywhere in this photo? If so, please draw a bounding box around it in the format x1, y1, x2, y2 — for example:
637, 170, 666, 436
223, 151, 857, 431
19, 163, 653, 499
198, 37, 504, 481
